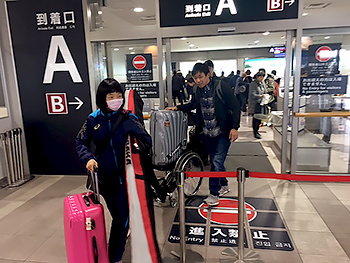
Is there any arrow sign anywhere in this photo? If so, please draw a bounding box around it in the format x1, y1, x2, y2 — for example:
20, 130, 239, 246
69, 97, 84, 110
285, 0, 295, 6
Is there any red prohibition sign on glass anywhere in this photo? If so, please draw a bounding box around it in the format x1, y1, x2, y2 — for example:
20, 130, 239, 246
198, 198, 257, 225
132, 55, 147, 70
315, 46, 333, 62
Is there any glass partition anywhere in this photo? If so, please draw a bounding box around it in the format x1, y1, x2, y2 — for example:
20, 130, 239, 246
296, 33, 350, 173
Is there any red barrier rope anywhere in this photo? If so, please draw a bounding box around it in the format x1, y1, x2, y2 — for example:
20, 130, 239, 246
185, 171, 350, 182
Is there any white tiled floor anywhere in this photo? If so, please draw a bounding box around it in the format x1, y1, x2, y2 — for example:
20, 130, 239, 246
0, 115, 349, 263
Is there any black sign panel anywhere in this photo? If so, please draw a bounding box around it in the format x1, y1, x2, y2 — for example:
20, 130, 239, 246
122, 82, 159, 98
7, 0, 92, 174
126, 54, 153, 81
169, 225, 206, 245
307, 44, 341, 76
251, 229, 294, 251
159, 0, 299, 27
209, 227, 248, 247
301, 76, 348, 95
169, 196, 294, 251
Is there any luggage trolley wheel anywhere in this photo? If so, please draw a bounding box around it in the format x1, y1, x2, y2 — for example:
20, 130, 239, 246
174, 151, 204, 198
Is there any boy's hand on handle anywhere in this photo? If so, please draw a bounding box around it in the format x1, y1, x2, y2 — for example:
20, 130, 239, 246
86, 159, 98, 172
165, 106, 177, 111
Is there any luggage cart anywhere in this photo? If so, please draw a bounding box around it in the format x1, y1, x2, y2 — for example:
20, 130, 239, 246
149, 111, 204, 207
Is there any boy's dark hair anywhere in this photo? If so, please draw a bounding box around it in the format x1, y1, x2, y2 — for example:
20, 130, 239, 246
204, 59, 214, 68
192, 63, 210, 76
96, 78, 124, 113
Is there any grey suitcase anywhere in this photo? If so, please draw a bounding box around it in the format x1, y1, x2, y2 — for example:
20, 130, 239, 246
150, 110, 188, 166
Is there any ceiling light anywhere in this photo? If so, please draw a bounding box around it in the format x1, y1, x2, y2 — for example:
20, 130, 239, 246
133, 7, 144, 13
114, 48, 119, 51
98, 11, 103, 15
181, 37, 187, 40
302, 12, 308, 16
129, 47, 133, 50
245, 57, 249, 60
189, 44, 195, 47
324, 36, 331, 39
263, 31, 270, 36
254, 40, 260, 43
281, 35, 286, 39
130, 51, 135, 54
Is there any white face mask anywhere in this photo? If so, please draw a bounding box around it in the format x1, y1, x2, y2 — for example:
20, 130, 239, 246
106, 99, 123, 111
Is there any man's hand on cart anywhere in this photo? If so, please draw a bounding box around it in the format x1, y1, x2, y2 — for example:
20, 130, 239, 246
165, 106, 177, 111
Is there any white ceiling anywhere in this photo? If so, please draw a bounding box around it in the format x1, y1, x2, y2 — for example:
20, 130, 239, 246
102, 0, 350, 52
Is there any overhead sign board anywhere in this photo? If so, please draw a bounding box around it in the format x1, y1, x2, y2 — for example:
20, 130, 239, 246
126, 54, 153, 81
159, 0, 299, 27
7, 0, 92, 174
269, 46, 286, 58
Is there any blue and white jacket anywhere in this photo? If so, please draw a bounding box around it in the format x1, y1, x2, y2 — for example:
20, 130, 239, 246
75, 108, 152, 185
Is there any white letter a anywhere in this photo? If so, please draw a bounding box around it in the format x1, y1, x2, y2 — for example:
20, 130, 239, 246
43, 35, 83, 84
216, 0, 237, 16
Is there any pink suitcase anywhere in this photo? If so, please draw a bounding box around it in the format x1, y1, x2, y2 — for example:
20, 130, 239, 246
64, 171, 109, 263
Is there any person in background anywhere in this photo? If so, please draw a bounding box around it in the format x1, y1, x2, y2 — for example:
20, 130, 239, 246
227, 71, 235, 81
271, 70, 281, 85
172, 70, 185, 105
265, 72, 277, 111
229, 70, 241, 92
235, 71, 250, 113
166, 63, 240, 206
185, 70, 192, 80
245, 69, 253, 83
248, 71, 267, 139
75, 78, 157, 263
185, 76, 195, 100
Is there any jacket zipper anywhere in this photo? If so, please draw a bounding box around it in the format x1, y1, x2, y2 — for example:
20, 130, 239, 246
108, 120, 122, 184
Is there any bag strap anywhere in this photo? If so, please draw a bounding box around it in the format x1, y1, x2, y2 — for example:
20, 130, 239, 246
96, 110, 129, 157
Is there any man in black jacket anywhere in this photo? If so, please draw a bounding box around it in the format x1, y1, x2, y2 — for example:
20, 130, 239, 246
166, 63, 240, 206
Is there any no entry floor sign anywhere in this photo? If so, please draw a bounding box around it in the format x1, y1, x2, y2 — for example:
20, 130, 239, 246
169, 196, 293, 251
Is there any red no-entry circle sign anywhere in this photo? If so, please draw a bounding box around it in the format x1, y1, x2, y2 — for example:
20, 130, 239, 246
132, 55, 147, 70
315, 46, 333, 62
198, 198, 257, 225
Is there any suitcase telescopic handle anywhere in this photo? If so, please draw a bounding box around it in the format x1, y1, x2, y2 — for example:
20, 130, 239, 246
85, 168, 100, 204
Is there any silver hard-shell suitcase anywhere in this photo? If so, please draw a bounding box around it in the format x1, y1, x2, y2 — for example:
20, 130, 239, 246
150, 110, 188, 166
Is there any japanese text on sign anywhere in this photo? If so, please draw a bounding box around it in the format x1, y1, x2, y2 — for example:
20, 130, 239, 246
185, 3, 212, 18
36, 11, 75, 31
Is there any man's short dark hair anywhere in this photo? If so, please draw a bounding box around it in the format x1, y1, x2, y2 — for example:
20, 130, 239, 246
258, 68, 266, 74
237, 70, 241, 75
96, 78, 124, 114
256, 71, 265, 77
204, 60, 214, 68
192, 63, 210, 76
